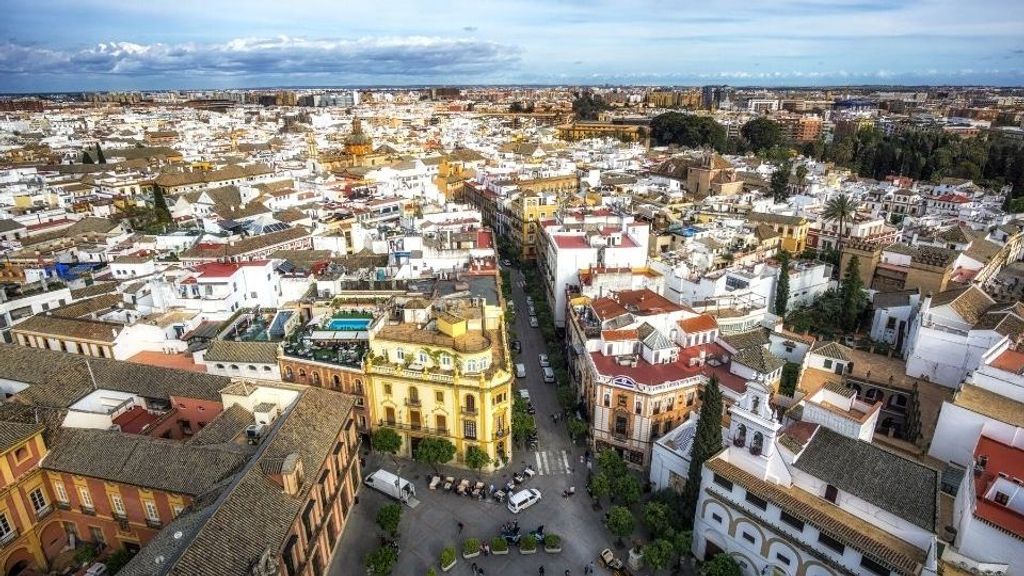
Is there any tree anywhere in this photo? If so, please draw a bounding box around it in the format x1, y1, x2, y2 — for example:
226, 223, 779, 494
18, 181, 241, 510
375, 503, 402, 537
95, 143, 106, 164
770, 160, 792, 203
606, 506, 635, 546
839, 255, 866, 331
649, 112, 727, 151
572, 92, 610, 121
372, 427, 402, 462
464, 445, 491, 472
82, 151, 94, 164
512, 396, 536, 444
615, 474, 642, 506
795, 164, 809, 185
643, 501, 672, 538
822, 194, 859, 254
364, 546, 398, 576
672, 529, 693, 559
904, 382, 923, 443
153, 188, 172, 224
591, 471, 611, 502
643, 539, 675, 573
701, 553, 741, 576
682, 376, 724, 523
414, 437, 456, 472
780, 362, 800, 397
741, 116, 783, 153
566, 417, 587, 443
104, 548, 137, 574
597, 449, 627, 477
774, 251, 791, 318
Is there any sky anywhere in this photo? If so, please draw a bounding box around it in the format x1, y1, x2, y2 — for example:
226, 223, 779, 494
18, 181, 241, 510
1, 0, 1023, 92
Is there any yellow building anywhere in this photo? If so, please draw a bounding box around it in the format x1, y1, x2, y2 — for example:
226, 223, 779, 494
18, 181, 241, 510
509, 191, 560, 260
1, 424, 56, 575
365, 298, 513, 470
747, 212, 809, 253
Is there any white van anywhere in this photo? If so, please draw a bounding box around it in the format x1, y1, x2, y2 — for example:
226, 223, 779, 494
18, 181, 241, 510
542, 367, 555, 383
507, 488, 542, 513
516, 363, 526, 378
365, 469, 416, 502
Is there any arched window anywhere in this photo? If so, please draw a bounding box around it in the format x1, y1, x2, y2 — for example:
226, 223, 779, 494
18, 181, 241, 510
332, 374, 341, 388
311, 372, 321, 385
354, 379, 363, 394
285, 366, 294, 380
247, 365, 256, 371
230, 364, 239, 371
299, 369, 307, 381
216, 363, 225, 369
464, 394, 476, 412
751, 432, 764, 456
409, 387, 420, 404
734, 424, 747, 447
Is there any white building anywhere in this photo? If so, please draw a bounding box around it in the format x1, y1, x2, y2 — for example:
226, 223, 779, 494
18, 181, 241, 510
693, 380, 940, 576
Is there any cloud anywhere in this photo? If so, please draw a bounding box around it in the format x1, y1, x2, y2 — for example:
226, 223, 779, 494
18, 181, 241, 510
0, 36, 520, 78
462, 26, 478, 32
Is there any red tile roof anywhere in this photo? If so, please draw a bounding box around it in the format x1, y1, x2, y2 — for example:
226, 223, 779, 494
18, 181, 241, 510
990, 348, 1024, 375
602, 329, 638, 342
679, 314, 718, 333
552, 235, 590, 249
973, 436, 1024, 539
614, 289, 683, 314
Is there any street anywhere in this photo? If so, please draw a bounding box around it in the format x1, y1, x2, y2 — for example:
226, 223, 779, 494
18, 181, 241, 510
329, 267, 620, 575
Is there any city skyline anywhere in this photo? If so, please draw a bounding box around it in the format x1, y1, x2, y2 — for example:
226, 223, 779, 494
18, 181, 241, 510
1, 0, 1023, 92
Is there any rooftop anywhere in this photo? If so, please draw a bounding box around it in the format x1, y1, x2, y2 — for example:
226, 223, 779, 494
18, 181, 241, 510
972, 435, 1024, 539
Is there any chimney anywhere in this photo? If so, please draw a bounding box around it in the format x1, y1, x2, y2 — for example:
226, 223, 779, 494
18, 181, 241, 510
263, 452, 304, 497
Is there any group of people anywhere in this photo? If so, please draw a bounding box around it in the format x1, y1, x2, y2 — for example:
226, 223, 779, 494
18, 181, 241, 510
536, 564, 596, 575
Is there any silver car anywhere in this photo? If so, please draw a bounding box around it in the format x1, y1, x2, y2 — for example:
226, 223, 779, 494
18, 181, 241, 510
529, 316, 539, 328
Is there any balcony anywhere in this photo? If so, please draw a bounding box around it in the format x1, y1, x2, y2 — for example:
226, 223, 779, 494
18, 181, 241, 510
404, 398, 422, 407
0, 529, 19, 547
79, 505, 96, 516
494, 428, 510, 439
113, 511, 129, 522
460, 405, 478, 416
378, 419, 448, 436
146, 518, 162, 529
55, 501, 71, 511
34, 504, 53, 520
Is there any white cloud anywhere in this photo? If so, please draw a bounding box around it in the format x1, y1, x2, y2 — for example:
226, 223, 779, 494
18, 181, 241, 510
0, 36, 521, 78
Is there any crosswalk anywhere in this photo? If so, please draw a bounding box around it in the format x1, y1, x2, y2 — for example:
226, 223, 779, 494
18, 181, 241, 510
532, 449, 574, 475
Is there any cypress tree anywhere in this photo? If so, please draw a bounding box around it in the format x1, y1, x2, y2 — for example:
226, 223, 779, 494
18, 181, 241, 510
682, 375, 723, 523
840, 255, 865, 331
774, 251, 790, 317
95, 143, 106, 164
770, 160, 792, 203
904, 383, 922, 443
82, 151, 94, 164
153, 188, 172, 224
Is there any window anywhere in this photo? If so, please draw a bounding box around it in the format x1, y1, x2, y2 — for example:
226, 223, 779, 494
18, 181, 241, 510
823, 359, 833, 369
712, 473, 733, 491
29, 487, 47, 512
463, 420, 477, 440
779, 510, 804, 531
89, 526, 105, 545
435, 391, 444, 402
216, 363, 225, 369
994, 491, 1009, 505
818, 532, 845, 554
614, 415, 628, 436
111, 494, 126, 516
396, 348, 405, 361
617, 394, 627, 408
0, 512, 12, 541
383, 383, 392, 395
741, 531, 755, 544
302, 501, 316, 539
824, 484, 838, 503
776, 553, 791, 566
745, 492, 767, 510
603, 393, 611, 407
79, 487, 94, 508
53, 481, 69, 503
860, 555, 891, 576
441, 355, 452, 367
144, 501, 160, 521
634, 400, 642, 415
710, 512, 723, 524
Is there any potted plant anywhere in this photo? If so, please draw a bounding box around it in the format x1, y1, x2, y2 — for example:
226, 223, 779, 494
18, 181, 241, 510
427, 569, 438, 576
544, 533, 562, 553
462, 538, 481, 559
490, 536, 509, 555
519, 534, 537, 555
440, 546, 457, 572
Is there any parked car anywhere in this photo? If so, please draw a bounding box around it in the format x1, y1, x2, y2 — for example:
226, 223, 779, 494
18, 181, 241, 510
515, 363, 527, 378
526, 296, 533, 305
502, 259, 512, 267
529, 316, 539, 328
542, 367, 556, 383
538, 354, 550, 367
511, 339, 522, 353
507, 488, 542, 513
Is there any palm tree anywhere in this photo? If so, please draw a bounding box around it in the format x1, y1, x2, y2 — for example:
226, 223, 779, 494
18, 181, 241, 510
822, 194, 859, 253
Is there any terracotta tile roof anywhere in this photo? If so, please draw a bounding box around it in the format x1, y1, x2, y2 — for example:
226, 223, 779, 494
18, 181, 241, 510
720, 327, 771, 352
13, 314, 123, 342
809, 340, 853, 362
795, 427, 938, 531
0, 421, 43, 454
972, 436, 1024, 539
955, 384, 1024, 428
732, 346, 785, 374
934, 286, 995, 326
601, 329, 638, 341
188, 404, 253, 447
159, 388, 355, 576
679, 314, 718, 333
179, 227, 309, 260
203, 341, 280, 365
42, 428, 248, 495
706, 458, 927, 575
748, 212, 806, 226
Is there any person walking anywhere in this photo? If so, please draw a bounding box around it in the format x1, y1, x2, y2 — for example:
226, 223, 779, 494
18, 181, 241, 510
538, 567, 545, 576
471, 562, 478, 575
457, 521, 464, 534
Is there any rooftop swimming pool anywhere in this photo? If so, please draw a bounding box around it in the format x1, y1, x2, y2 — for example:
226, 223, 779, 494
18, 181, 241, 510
327, 318, 372, 331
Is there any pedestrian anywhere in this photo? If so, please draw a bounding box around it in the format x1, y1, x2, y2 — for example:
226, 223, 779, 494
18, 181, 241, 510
588, 561, 596, 574
565, 570, 571, 576
538, 567, 545, 576
458, 521, 464, 534
471, 562, 478, 575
